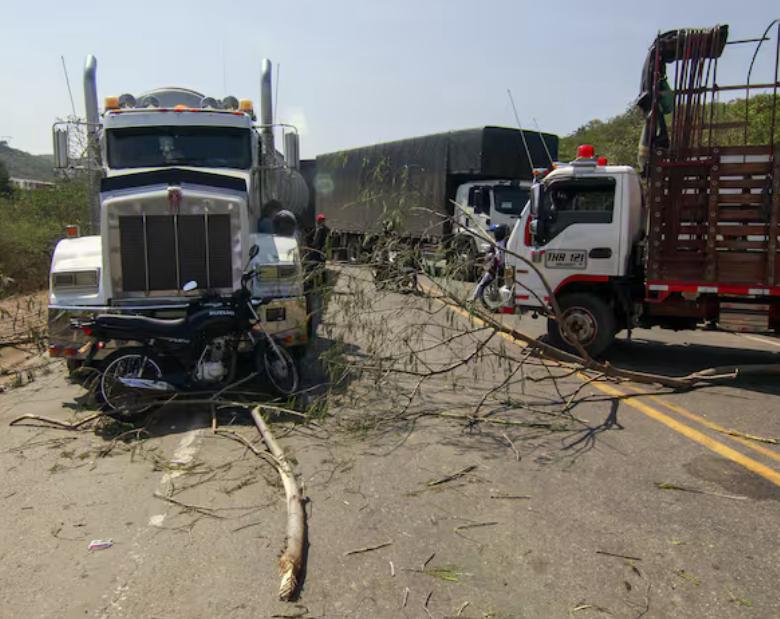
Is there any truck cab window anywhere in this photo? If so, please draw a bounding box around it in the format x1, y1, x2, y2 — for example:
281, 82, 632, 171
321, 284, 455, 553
494, 186, 529, 215
539, 178, 616, 243
107, 126, 252, 170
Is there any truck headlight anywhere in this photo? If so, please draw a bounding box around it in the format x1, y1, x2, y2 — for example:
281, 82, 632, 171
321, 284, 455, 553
52, 269, 99, 290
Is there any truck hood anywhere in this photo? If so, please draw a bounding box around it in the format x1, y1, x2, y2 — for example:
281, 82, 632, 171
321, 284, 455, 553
101, 167, 250, 194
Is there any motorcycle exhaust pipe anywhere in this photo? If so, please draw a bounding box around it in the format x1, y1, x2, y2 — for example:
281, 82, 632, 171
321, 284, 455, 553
117, 377, 176, 392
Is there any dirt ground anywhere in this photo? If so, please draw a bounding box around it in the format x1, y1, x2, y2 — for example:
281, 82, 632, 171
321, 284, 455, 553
0, 268, 779, 618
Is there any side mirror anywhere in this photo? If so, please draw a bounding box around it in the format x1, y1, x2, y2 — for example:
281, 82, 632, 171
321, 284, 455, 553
182, 281, 198, 292
473, 188, 488, 214
53, 127, 69, 169
249, 244, 260, 260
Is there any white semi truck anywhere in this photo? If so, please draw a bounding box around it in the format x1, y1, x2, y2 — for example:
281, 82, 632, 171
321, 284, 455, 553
48, 56, 311, 366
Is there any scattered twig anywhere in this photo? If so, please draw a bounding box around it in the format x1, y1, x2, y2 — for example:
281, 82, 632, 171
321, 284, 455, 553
423, 591, 433, 619
401, 587, 410, 609
214, 429, 280, 469
490, 494, 531, 500
389, 560, 395, 577
422, 551, 436, 569
152, 492, 225, 519
427, 464, 477, 487
655, 481, 747, 501
716, 428, 778, 445
502, 432, 521, 461
343, 540, 393, 556
595, 550, 642, 562
454, 521, 498, 531
9, 412, 102, 430
455, 601, 470, 616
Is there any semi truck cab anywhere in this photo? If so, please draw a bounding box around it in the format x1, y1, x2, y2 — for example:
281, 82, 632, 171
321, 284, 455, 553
47, 56, 311, 364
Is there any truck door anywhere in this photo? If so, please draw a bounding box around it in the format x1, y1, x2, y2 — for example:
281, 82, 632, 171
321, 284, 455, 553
516, 175, 622, 305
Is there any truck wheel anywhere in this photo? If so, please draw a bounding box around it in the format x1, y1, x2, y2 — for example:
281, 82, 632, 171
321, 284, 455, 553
547, 293, 615, 357
346, 237, 362, 263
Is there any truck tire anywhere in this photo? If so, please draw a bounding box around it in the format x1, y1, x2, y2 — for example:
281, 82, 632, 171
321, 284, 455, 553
547, 293, 615, 357
346, 237, 362, 263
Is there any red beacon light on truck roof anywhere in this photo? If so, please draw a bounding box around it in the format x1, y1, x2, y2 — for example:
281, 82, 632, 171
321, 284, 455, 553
597, 156, 608, 166
576, 144, 595, 159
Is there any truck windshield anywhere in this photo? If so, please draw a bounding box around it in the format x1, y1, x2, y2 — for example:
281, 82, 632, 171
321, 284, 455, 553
494, 186, 529, 215
107, 126, 252, 169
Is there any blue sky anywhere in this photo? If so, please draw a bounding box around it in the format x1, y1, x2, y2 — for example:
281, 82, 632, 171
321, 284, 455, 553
1, 0, 777, 157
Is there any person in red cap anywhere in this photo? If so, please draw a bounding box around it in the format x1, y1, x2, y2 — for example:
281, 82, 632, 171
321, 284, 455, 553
311, 213, 330, 263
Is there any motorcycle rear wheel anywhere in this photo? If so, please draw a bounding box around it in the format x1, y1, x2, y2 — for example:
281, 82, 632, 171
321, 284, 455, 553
100, 349, 165, 419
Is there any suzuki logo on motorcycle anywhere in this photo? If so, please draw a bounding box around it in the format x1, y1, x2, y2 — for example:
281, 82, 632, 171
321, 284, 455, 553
168, 186, 182, 213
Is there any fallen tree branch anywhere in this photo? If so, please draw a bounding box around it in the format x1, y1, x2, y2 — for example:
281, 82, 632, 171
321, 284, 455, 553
250, 405, 306, 601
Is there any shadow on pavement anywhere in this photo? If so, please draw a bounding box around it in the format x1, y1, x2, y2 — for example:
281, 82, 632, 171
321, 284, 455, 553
602, 336, 780, 396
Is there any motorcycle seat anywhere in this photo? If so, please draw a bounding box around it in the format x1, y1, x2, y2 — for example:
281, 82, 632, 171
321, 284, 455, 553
94, 314, 187, 339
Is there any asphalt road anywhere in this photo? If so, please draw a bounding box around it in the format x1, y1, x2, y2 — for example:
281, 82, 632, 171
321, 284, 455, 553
1, 268, 779, 618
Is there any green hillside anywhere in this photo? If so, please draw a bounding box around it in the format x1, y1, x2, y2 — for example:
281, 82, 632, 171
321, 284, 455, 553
558, 94, 779, 166
0, 141, 55, 181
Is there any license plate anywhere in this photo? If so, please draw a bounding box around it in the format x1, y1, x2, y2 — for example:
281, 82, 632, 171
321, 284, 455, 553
544, 250, 587, 269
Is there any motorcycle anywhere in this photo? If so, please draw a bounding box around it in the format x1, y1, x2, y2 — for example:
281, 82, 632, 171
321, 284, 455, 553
75, 245, 299, 417
472, 249, 504, 312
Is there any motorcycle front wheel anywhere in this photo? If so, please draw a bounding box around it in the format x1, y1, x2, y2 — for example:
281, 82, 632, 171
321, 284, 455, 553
480, 279, 503, 312
255, 339, 299, 396
100, 349, 164, 418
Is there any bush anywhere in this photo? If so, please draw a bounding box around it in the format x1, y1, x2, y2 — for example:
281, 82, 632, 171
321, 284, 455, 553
0, 179, 89, 294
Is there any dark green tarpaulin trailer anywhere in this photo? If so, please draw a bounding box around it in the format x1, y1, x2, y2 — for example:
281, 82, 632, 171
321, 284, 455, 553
311, 126, 558, 238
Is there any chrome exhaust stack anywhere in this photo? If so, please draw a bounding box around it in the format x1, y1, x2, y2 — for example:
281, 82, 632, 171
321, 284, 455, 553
260, 59, 274, 160
83, 55, 102, 232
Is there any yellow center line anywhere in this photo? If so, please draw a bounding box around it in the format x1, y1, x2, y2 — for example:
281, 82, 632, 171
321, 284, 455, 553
623, 385, 780, 466
587, 381, 780, 487
420, 279, 780, 487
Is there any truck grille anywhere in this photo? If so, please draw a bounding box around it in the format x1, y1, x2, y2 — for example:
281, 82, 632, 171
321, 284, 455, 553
119, 214, 232, 292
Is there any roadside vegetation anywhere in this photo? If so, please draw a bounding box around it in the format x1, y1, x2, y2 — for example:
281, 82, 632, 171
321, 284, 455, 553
559, 94, 779, 164
0, 178, 88, 294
